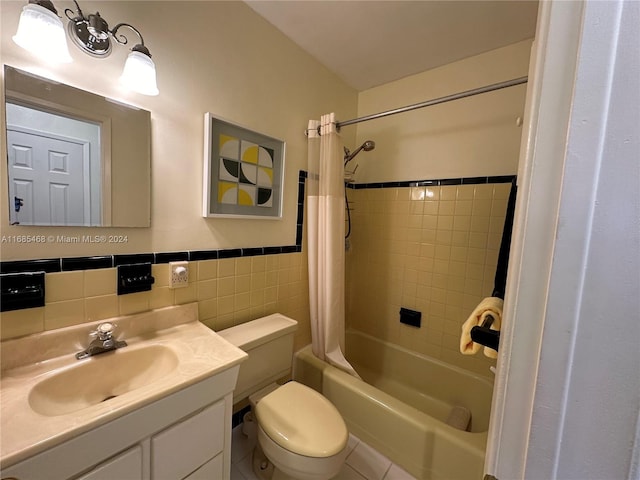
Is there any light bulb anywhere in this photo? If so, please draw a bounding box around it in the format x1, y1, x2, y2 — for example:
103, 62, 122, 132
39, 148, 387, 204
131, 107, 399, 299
120, 50, 159, 96
13, 3, 72, 63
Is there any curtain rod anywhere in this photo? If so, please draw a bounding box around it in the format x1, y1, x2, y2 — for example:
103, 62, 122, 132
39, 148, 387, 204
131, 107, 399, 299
308, 76, 528, 135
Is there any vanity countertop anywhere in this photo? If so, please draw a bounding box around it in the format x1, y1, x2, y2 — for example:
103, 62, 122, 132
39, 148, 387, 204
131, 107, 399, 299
0, 303, 247, 468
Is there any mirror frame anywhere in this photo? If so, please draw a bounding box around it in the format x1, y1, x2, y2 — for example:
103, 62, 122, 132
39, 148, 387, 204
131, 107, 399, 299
3, 65, 151, 227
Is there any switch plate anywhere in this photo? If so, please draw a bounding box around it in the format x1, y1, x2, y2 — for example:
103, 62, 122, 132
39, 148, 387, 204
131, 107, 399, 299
169, 261, 189, 288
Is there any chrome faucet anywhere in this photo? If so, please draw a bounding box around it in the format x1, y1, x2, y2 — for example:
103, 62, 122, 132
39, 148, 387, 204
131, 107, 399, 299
76, 322, 127, 360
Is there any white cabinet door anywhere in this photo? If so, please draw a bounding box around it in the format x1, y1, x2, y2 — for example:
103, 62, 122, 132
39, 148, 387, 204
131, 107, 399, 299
183, 454, 223, 480
151, 400, 225, 479
75, 445, 143, 480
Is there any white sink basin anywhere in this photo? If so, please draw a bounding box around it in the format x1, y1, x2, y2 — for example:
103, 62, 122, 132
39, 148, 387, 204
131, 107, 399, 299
0, 304, 248, 469
29, 344, 179, 416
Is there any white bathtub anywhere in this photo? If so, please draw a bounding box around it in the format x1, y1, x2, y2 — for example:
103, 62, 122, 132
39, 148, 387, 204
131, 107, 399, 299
293, 329, 493, 480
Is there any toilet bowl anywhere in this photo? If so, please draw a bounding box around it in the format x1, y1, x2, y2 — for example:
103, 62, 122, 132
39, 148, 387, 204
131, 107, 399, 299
218, 314, 349, 480
254, 381, 348, 480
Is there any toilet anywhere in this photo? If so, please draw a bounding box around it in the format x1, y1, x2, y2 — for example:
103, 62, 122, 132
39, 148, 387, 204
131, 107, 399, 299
218, 314, 349, 480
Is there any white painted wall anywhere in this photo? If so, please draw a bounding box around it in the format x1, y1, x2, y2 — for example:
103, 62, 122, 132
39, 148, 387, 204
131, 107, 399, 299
353, 40, 532, 183
488, 1, 640, 478
0, 1, 357, 260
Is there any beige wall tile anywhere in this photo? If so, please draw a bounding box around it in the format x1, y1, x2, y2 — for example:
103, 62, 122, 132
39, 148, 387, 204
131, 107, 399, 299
451, 231, 470, 247
152, 264, 170, 287
251, 272, 267, 290
348, 183, 505, 377
472, 199, 493, 217
214, 313, 236, 331
198, 298, 217, 322
265, 286, 277, 303
456, 185, 475, 200
119, 292, 150, 315
250, 289, 265, 307
278, 255, 291, 268
45, 299, 85, 330
236, 257, 251, 275
424, 187, 439, 200
218, 277, 235, 297
437, 215, 454, 230
149, 287, 174, 310
197, 279, 218, 300
438, 201, 455, 215
218, 295, 234, 315
234, 292, 251, 311
440, 186, 457, 201
423, 201, 439, 215
266, 255, 279, 271
46, 271, 84, 302
474, 184, 494, 199
0, 307, 44, 340
235, 275, 251, 294
453, 216, 471, 232
251, 256, 266, 273
174, 283, 197, 304
85, 295, 119, 322
84, 268, 116, 297
198, 260, 218, 281
493, 183, 512, 199
218, 259, 235, 278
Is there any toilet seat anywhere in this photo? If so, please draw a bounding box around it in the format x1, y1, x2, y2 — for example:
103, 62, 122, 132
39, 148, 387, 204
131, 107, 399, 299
257, 424, 347, 480
255, 381, 348, 457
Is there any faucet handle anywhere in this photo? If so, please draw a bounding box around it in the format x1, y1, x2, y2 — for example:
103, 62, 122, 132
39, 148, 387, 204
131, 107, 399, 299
91, 322, 115, 341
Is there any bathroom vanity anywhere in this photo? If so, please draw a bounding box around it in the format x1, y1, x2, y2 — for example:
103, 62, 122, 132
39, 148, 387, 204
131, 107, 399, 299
0, 304, 247, 480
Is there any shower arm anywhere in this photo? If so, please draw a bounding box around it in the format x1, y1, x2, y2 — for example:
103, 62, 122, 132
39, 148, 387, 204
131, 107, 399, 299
344, 145, 364, 165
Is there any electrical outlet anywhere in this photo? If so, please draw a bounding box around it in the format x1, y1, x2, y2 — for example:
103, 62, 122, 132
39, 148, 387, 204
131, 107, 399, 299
169, 261, 189, 288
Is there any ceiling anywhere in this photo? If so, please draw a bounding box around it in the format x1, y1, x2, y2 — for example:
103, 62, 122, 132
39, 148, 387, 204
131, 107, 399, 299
245, 1, 539, 91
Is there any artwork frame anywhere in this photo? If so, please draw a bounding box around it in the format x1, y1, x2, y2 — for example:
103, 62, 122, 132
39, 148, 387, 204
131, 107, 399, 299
203, 113, 285, 219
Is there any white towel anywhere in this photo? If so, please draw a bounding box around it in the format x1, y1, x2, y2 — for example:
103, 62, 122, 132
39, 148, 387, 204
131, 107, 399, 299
460, 297, 503, 358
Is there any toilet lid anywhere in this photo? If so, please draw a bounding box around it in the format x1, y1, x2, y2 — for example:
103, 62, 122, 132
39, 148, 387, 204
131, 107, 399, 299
255, 381, 348, 457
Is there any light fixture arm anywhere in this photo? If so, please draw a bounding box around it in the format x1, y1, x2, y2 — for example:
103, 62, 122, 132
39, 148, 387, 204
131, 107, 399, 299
111, 23, 147, 51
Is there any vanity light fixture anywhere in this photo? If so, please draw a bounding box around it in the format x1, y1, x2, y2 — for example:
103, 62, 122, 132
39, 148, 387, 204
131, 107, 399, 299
13, 0, 159, 96
12, 0, 72, 63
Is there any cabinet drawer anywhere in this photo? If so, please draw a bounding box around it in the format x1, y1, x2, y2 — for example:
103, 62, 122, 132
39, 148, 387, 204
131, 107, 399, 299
151, 400, 225, 479
183, 454, 223, 480
75, 445, 143, 480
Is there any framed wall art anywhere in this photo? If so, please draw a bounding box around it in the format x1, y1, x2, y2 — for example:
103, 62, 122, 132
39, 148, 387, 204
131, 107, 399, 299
203, 113, 285, 218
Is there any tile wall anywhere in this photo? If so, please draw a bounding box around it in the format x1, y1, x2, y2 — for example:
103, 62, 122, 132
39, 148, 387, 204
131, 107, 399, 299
2, 172, 510, 378
0, 253, 311, 351
0, 171, 310, 348
346, 181, 512, 377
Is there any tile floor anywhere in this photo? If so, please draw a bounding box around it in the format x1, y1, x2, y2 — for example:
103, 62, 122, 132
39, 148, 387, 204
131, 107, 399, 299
231, 424, 417, 480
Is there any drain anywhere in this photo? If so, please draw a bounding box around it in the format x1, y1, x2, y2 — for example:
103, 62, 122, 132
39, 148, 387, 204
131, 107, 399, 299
102, 395, 117, 402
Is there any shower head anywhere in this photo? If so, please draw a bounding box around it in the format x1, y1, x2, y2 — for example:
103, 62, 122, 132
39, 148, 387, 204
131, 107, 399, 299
344, 140, 376, 165
362, 140, 376, 151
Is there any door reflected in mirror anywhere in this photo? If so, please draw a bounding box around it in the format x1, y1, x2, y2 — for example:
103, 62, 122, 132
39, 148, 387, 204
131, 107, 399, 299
3, 65, 151, 227
7, 102, 105, 226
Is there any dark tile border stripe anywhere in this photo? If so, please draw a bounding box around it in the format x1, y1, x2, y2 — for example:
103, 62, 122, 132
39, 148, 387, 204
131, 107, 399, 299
347, 175, 516, 189
188, 250, 219, 262
0, 173, 514, 277
0, 259, 61, 274
114, 253, 154, 266
62, 256, 113, 271
155, 252, 189, 264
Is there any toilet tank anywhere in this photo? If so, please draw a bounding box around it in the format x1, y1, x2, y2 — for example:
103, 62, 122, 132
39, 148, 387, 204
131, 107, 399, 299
218, 314, 297, 403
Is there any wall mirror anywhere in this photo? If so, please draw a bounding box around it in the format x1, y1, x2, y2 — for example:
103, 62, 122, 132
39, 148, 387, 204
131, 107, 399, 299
3, 65, 151, 227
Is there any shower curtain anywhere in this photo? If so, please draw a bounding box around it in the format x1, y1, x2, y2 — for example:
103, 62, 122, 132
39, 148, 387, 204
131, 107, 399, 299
306, 113, 359, 378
